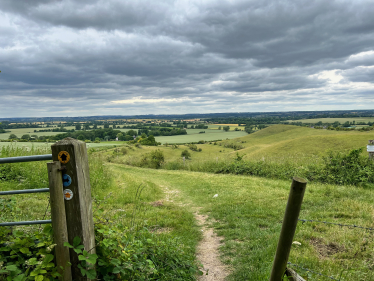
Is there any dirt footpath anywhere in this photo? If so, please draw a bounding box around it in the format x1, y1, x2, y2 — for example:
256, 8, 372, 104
195, 213, 230, 281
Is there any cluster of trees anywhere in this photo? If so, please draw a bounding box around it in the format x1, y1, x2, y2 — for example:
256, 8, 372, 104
36, 128, 135, 142
122, 122, 172, 129
138, 127, 187, 137
8, 134, 40, 140
190, 124, 208, 129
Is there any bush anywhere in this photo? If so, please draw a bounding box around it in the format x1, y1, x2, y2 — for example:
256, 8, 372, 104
187, 144, 198, 151
181, 150, 191, 159
140, 149, 165, 169
320, 148, 374, 185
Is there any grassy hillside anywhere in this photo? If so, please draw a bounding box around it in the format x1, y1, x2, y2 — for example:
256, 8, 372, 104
224, 125, 374, 162
289, 117, 374, 123
104, 125, 374, 167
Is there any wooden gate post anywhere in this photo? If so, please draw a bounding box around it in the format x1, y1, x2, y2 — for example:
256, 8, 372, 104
47, 161, 72, 281
269, 177, 307, 281
368, 140, 374, 160
51, 138, 95, 281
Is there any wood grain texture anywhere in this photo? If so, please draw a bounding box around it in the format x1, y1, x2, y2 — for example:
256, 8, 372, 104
47, 161, 72, 281
52, 138, 95, 281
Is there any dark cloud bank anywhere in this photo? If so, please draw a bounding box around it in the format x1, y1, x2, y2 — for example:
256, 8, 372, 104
0, 0, 373, 117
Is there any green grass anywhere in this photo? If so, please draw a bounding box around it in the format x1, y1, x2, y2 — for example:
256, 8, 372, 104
103, 125, 374, 175
109, 165, 374, 280
223, 125, 374, 163
288, 117, 374, 124
2, 128, 374, 280
0, 149, 201, 280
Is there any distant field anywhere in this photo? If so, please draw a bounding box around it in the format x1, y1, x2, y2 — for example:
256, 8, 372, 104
155, 129, 247, 144
0, 128, 63, 140
207, 124, 245, 130
288, 117, 374, 123
0, 127, 139, 140
0, 141, 127, 150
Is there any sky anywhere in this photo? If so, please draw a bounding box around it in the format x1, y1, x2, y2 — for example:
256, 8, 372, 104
1, 0, 374, 118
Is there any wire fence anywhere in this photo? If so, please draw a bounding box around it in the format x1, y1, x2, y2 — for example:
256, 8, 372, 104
287, 218, 374, 280
287, 262, 341, 281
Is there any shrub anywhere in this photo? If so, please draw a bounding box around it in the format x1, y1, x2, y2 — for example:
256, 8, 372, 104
187, 144, 198, 151
320, 147, 374, 185
140, 149, 165, 169
181, 150, 191, 159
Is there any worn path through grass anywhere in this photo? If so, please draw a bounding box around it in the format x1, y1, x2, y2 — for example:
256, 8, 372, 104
109, 164, 374, 280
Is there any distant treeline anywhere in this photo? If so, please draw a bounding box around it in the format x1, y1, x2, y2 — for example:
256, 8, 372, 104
0, 121, 41, 130
2, 109, 374, 123
44, 128, 138, 142
138, 127, 187, 136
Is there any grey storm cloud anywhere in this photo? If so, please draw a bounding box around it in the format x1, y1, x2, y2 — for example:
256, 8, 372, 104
0, 0, 374, 117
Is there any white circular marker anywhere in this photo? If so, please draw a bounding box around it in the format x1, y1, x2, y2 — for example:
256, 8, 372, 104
64, 189, 73, 200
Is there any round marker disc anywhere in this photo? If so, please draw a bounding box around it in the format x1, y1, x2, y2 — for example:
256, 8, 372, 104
64, 189, 73, 200
58, 151, 70, 164
62, 174, 72, 187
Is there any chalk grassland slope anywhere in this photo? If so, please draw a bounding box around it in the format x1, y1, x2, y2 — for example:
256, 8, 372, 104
111, 165, 374, 280
228, 125, 374, 162
289, 117, 374, 123
107, 125, 374, 167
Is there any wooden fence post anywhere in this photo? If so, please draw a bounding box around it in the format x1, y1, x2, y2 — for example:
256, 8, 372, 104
47, 161, 72, 281
51, 138, 95, 281
368, 140, 374, 160
269, 177, 307, 281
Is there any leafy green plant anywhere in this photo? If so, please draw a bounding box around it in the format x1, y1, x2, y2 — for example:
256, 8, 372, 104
64, 237, 97, 279
0, 225, 62, 281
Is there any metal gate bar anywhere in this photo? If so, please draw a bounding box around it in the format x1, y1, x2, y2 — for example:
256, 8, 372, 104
0, 220, 52, 226
0, 154, 52, 164
0, 188, 50, 195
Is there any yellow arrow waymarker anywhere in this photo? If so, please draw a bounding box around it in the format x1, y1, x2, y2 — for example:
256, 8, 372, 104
58, 151, 70, 164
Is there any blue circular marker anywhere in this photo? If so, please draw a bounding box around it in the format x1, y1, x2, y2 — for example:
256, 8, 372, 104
62, 174, 72, 187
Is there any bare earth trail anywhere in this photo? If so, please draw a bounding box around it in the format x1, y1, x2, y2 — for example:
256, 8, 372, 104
195, 213, 230, 281
163, 185, 230, 280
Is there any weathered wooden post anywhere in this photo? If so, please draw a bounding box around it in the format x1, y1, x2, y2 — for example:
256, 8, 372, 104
51, 138, 95, 281
368, 140, 374, 160
47, 161, 72, 281
269, 177, 307, 281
